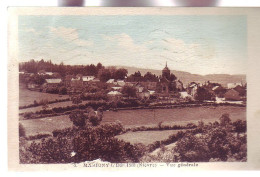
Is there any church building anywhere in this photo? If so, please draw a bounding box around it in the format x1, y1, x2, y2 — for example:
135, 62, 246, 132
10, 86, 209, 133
156, 62, 184, 94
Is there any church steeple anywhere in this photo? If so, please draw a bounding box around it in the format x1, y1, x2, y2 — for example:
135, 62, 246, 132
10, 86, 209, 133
162, 61, 170, 79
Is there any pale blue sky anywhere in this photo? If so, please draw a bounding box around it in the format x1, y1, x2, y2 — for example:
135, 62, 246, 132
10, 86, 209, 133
19, 15, 247, 75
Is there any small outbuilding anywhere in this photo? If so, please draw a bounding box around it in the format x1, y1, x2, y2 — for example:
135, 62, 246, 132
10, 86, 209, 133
224, 89, 241, 101
107, 91, 122, 96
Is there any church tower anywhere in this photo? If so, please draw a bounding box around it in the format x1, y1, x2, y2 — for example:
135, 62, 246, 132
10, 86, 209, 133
162, 62, 170, 79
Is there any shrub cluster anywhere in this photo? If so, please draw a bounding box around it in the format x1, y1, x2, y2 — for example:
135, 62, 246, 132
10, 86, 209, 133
20, 122, 144, 164
174, 125, 247, 162
108, 99, 141, 109
26, 133, 52, 141
19, 98, 70, 109
81, 92, 108, 101
45, 87, 59, 94
142, 118, 247, 162
125, 123, 196, 133
34, 100, 107, 115
28, 99, 141, 116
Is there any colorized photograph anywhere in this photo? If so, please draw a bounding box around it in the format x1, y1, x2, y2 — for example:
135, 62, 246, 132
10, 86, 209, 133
17, 12, 247, 164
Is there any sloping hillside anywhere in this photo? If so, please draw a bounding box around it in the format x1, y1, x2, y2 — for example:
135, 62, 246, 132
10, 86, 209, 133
116, 66, 246, 87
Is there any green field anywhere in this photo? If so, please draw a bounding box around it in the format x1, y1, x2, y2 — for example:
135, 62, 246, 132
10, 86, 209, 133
21, 115, 73, 136
102, 106, 246, 127
19, 101, 90, 114
20, 106, 246, 136
116, 130, 181, 145
19, 84, 69, 107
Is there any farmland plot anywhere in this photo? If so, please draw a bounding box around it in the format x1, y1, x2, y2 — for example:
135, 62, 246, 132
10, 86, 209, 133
20, 115, 72, 136
19, 101, 90, 114
102, 106, 246, 128
20, 105, 245, 136
116, 130, 181, 145
19, 84, 69, 107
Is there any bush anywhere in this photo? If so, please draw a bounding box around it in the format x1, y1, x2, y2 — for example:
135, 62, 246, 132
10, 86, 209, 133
39, 99, 49, 105
23, 112, 34, 119
173, 125, 247, 162
68, 106, 103, 127
82, 92, 108, 101
89, 115, 100, 126
33, 100, 38, 106
21, 123, 143, 163
46, 87, 59, 94
144, 121, 247, 162
52, 127, 78, 137
25, 136, 73, 163
220, 113, 231, 126
158, 121, 163, 130
174, 133, 209, 162
69, 109, 88, 127
232, 119, 246, 133
27, 133, 51, 140
59, 87, 67, 95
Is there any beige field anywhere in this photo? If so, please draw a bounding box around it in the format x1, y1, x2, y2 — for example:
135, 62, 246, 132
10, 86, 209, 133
116, 130, 181, 145
19, 84, 69, 107
20, 105, 246, 136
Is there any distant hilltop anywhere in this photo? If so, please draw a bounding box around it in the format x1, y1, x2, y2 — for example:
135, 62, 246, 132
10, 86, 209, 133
116, 66, 246, 87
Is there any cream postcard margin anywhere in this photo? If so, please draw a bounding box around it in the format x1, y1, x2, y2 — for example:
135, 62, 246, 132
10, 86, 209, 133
8, 7, 260, 171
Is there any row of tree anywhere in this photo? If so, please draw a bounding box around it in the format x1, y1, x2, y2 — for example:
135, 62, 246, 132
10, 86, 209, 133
19, 59, 178, 83
19, 59, 104, 77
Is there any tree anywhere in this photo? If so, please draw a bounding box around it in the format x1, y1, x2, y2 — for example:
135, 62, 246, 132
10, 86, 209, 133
113, 68, 128, 80
126, 71, 143, 82
30, 74, 45, 85
88, 107, 103, 126
59, 86, 67, 95
232, 120, 246, 133
41, 99, 49, 110
69, 110, 88, 127
122, 85, 137, 98
219, 113, 231, 126
144, 72, 158, 82
98, 69, 111, 82
69, 106, 103, 127
96, 62, 104, 71
195, 87, 214, 101
58, 62, 66, 76
88, 64, 98, 76
71, 95, 82, 105
169, 73, 177, 82
133, 71, 142, 77
174, 133, 209, 162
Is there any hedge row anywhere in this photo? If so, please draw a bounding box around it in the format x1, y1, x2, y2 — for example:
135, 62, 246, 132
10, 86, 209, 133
19, 98, 70, 109
21, 100, 245, 120
125, 123, 197, 133
26, 133, 52, 141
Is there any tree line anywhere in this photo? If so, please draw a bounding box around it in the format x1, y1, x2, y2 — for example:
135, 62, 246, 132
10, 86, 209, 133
19, 59, 177, 83
19, 59, 104, 77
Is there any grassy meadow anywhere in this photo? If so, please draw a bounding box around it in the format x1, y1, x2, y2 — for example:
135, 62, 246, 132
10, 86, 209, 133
20, 106, 246, 136
116, 130, 182, 145
19, 84, 69, 107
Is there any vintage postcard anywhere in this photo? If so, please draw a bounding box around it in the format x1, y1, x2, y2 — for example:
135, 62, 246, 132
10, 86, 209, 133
8, 7, 260, 171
